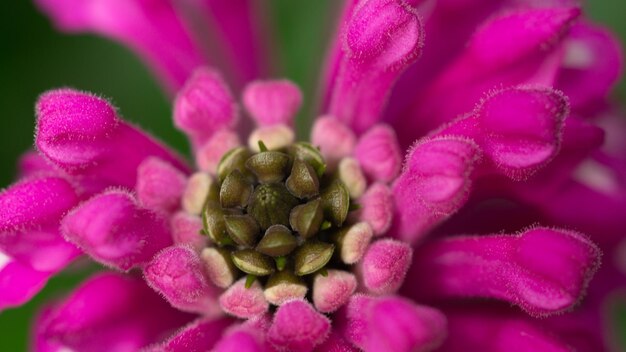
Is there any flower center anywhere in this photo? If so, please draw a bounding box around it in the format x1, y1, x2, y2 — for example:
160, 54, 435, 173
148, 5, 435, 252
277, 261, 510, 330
200, 138, 365, 306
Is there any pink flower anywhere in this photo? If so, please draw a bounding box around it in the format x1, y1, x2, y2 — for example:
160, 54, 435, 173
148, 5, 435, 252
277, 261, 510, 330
1, 0, 624, 350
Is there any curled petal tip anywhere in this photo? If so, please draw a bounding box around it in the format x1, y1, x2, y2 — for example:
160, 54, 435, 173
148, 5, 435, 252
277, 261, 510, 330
219, 278, 269, 319
361, 239, 412, 295
268, 299, 330, 352
243, 79, 303, 127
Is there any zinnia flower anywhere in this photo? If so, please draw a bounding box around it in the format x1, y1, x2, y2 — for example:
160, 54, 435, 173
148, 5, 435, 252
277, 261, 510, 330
1, 0, 624, 350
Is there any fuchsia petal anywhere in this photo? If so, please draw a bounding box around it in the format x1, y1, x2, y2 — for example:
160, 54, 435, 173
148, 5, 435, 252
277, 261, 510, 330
354, 124, 402, 182
312, 270, 357, 313
196, 129, 240, 173
213, 315, 273, 352
0, 176, 81, 272
268, 299, 331, 352
173, 68, 238, 148
398, 7, 579, 141
170, 212, 207, 251
136, 157, 187, 213
62, 190, 172, 270
144, 245, 220, 315
314, 332, 358, 352
355, 183, 393, 236
311, 117, 356, 168
391, 136, 481, 244
148, 317, 232, 352
441, 306, 574, 352
360, 239, 413, 295
36, 89, 188, 193
328, 0, 424, 133
440, 86, 569, 180
0, 252, 51, 311
243, 80, 303, 127
35, 272, 192, 352
339, 295, 447, 352
17, 150, 55, 179
557, 22, 623, 113
36, 0, 207, 92
406, 227, 602, 317
219, 278, 269, 319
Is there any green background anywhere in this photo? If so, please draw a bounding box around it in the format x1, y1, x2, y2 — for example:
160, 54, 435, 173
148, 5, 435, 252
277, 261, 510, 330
0, 1, 625, 350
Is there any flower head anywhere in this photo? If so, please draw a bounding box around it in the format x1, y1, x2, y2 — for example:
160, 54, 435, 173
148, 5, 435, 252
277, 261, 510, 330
1, 0, 625, 350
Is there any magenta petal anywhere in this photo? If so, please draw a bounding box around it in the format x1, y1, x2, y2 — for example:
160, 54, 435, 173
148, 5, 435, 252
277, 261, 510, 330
36, 0, 207, 92
360, 239, 412, 295
243, 80, 303, 127
219, 278, 269, 319
35, 272, 192, 352
406, 227, 602, 317
356, 183, 394, 236
0, 252, 51, 311
213, 318, 273, 352
354, 124, 402, 182
148, 317, 233, 352
136, 157, 187, 213
144, 245, 220, 315
314, 331, 358, 352
311, 117, 357, 168
62, 190, 172, 270
556, 21, 623, 112
390, 136, 481, 244
268, 299, 330, 352
17, 150, 55, 179
0, 176, 81, 272
328, 0, 424, 133
339, 295, 447, 352
173, 68, 238, 148
439, 86, 568, 180
36, 89, 188, 193
170, 212, 207, 251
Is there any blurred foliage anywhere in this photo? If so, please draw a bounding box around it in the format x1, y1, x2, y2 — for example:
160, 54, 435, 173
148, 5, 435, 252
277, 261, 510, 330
0, 0, 625, 350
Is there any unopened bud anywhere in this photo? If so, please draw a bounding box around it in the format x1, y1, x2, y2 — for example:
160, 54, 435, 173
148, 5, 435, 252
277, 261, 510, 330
338, 157, 366, 199
248, 125, 295, 152
287, 142, 326, 177
201, 247, 238, 288
182, 172, 216, 215
224, 214, 260, 247
245, 151, 291, 183
289, 198, 324, 239
321, 180, 350, 226
286, 159, 320, 199
256, 225, 298, 257
248, 183, 299, 229
231, 249, 275, 276
331, 222, 373, 264
264, 270, 308, 306
294, 241, 335, 276
217, 146, 253, 182
202, 203, 233, 246
220, 170, 254, 208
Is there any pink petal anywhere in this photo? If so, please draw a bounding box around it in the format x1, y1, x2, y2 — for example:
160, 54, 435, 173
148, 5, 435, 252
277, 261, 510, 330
314, 331, 358, 352
338, 295, 447, 352
328, 0, 424, 133
34, 272, 192, 352
390, 136, 481, 244
0, 251, 51, 311
195, 129, 240, 174
406, 227, 602, 317
136, 157, 187, 213
268, 299, 330, 352
36, 89, 189, 193
17, 150, 55, 179
360, 239, 412, 295
219, 278, 269, 319
0, 176, 81, 272
556, 22, 623, 113
312, 270, 357, 313
144, 245, 220, 315
243, 80, 303, 127
213, 318, 273, 352
440, 86, 569, 180
62, 190, 172, 271
354, 124, 402, 182
311, 117, 357, 168
355, 183, 394, 236
170, 212, 207, 251
35, 0, 207, 92
173, 68, 238, 148
147, 317, 233, 352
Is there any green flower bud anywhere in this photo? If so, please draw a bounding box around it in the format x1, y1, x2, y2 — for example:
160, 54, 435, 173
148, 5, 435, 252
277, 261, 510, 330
217, 147, 253, 182
294, 241, 334, 276
321, 180, 350, 226
287, 142, 326, 177
264, 270, 308, 306
286, 159, 320, 199
256, 224, 298, 257
224, 214, 260, 247
220, 170, 254, 209
231, 249, 275, 276
289, 198, 324, 239
202, 203, 233, 246
245, 151, 291, 184
248, 183, 299, 229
